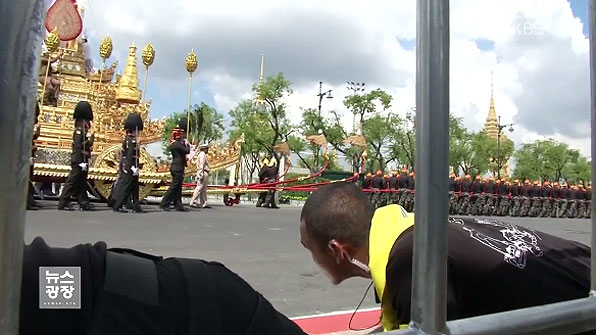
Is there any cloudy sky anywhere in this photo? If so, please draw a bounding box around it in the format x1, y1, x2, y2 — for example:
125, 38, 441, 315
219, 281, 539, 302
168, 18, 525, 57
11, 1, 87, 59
74, 0, 591, 157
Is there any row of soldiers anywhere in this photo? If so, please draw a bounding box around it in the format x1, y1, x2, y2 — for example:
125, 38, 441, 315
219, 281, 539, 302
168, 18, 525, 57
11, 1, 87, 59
361, 170, 592, 219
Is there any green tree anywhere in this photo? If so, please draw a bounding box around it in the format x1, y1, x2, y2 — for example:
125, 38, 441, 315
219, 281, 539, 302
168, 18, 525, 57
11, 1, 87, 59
388, 111, 416, 170
251, 72, 294, 164
563, 156, 591, 184
513, 139, 585, 182
162, 103, 224, 155
229, 100, 273, 183
343, 88, 392, 133
364, 113, 399, 172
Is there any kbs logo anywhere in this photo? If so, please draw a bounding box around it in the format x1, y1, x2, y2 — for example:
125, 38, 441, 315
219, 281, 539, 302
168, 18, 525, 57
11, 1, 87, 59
511, 15, 544, 36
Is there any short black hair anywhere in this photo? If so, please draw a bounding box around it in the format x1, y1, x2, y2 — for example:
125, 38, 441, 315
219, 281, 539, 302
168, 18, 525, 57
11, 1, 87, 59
301, 183, 374, 249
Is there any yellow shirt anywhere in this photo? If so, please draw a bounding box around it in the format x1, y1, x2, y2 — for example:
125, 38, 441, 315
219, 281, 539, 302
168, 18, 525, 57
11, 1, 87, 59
368, 205, 415, 331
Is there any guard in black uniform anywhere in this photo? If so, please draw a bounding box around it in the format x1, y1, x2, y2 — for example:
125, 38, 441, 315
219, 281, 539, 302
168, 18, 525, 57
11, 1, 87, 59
405, 172, 416, 212
20, 237, 305, 335
256, 158, 269, 208
58, 101, 94, 211
112, 113, 144, 213
159, 117, 191, 212
263, 158, 280, 209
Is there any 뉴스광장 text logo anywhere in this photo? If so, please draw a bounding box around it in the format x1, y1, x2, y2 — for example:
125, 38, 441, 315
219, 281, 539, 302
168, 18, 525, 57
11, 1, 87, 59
39, 267, 81, 309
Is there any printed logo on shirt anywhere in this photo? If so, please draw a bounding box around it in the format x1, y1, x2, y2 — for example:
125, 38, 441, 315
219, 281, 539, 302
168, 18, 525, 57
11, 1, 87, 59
449, 218, 543, 269
39, 267, 81, 309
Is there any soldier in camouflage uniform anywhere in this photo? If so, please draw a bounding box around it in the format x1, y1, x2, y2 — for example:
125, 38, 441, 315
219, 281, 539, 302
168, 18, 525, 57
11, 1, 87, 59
550, 181, 561, 218
528, 180, 542, 217
388, 170, 399, 205
519, 179, 532, 217
495, 178, 510, 216
483, 176, 497, 216
567, 185, 579, 218
448, 173, 458, 215
470, 175, 484, 216
509, 179, 521, 216
398, 168, 410, 208
586, 183, 592, 219
539, 181, 553, 217
557, 183, 570, 218
576, 183, 587, 219
370, 170, 384, 208
451, 175, 462, 214
362, 172, 373, 202
405, 172, 416, 212
457, 175, 473, 215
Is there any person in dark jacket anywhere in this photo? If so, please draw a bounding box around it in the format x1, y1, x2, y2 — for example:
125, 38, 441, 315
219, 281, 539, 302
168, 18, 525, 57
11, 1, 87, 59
389, 171, 399, 205
57, 101, 94, 211
159, 118, 191, 212
528, 180, 542, 217
299, 183, 592, 333
495, 178, 510, 216
28, 103, 41, 210
263, 158, 280, 209
256, 158, 269, 207
20, 237, 305, 335
112, 113, 144, 213
519, 180, 532, 217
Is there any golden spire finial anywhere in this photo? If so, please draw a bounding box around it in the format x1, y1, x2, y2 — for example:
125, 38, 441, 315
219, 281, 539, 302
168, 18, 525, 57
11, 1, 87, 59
255, 54, 265, 103
115, 43, 141, 104
483, 71, 498, 138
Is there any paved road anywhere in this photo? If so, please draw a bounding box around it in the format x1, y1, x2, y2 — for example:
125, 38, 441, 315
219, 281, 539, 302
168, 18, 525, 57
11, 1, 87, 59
24, 201, 592, 318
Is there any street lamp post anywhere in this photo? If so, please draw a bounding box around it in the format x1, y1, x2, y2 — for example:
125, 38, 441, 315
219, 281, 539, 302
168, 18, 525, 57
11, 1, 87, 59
315, 81, 333, 172
496, 115, 514, 179
346, 81, 366, 134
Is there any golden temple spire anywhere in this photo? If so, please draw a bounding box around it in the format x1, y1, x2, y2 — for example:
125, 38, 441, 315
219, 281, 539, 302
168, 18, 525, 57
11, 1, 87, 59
255, 54, 265, 104
483, 71, 499, 138
116, 44, 141, 104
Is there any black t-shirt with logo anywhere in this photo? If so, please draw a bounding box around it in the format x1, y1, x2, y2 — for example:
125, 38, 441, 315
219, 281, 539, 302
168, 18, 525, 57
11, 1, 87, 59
385, 218, 592, 331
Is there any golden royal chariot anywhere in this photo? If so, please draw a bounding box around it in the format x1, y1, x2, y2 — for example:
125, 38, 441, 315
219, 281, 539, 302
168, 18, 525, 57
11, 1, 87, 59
34, 34, 243, 200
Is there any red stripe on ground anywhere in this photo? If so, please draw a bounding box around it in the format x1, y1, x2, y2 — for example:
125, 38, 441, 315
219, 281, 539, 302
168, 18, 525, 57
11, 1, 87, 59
292, 309, 381, 334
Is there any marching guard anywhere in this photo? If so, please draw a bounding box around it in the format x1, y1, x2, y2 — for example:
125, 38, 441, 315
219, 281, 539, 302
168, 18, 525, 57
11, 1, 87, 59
112, 113, 144, 213
57, 101, 94, 211
159, 117, 191, 212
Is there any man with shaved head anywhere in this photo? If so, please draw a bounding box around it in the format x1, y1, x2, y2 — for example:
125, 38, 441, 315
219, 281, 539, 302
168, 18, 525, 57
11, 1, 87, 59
299, 183, 591, 332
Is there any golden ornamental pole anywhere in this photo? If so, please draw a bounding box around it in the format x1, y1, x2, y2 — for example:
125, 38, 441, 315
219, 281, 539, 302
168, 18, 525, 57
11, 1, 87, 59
185, 49, 198, 138
97, 36, 113, 109
41, 29, 59, 103
141, 43, 155, 100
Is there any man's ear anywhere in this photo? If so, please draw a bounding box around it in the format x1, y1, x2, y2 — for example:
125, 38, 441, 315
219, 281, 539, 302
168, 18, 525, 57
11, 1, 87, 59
328, 240, 346, 264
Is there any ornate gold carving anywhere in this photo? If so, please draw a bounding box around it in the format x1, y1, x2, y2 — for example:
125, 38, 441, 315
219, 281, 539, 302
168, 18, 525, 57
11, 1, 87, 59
99, 36, 113, 60
186, 50, 198, 73
115, 44, 141, 103
142, 43, 155, 67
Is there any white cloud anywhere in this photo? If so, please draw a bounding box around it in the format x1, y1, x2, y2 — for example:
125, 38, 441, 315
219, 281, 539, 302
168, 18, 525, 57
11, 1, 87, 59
80, 0, 591, 158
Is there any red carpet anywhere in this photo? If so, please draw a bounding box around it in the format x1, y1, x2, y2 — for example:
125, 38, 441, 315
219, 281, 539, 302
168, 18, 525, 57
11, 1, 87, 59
292, 308, 381, 334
